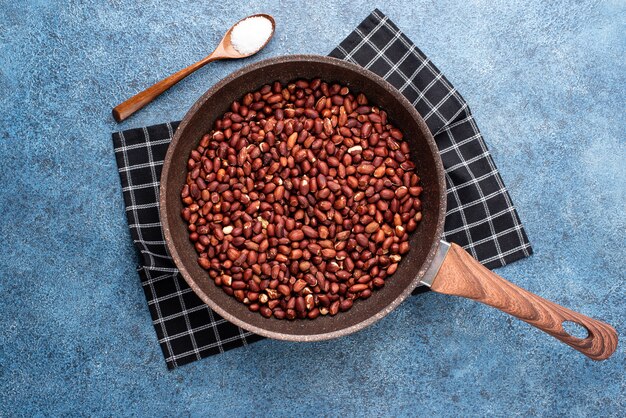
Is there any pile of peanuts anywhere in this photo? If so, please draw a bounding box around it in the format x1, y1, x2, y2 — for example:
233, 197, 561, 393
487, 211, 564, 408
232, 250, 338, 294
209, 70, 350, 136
181, 79, 422, 320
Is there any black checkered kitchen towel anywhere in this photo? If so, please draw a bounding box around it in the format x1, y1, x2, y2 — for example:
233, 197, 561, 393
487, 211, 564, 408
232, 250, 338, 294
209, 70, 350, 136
113, 9, 532, 369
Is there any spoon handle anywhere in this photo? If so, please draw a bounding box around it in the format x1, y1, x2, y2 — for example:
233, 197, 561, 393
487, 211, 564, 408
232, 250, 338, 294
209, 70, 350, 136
112, 55, 219, 122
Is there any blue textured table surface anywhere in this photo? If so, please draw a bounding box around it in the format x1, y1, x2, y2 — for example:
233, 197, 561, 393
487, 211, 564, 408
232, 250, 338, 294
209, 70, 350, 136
1, 1, 624, 416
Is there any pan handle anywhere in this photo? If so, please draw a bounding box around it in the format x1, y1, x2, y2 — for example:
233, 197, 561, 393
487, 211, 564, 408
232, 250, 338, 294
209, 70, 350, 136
429, 243, 618, 360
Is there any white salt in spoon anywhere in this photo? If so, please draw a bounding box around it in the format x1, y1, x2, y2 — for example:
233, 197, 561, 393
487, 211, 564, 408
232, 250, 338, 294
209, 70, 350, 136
113, 14, 276, 122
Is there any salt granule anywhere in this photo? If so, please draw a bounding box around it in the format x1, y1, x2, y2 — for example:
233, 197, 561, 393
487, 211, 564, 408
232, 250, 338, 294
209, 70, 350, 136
230, 16, 273, 55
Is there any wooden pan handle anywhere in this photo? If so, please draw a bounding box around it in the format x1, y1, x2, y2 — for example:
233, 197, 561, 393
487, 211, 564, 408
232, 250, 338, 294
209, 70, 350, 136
430, 243, 618, 360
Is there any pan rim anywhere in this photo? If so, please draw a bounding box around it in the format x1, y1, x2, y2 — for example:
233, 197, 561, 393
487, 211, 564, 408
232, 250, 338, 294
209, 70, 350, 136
160, 54, 447, 341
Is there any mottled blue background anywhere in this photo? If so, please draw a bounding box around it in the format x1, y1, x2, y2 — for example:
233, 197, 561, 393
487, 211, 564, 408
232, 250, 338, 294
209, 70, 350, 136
1, 1, 624, 416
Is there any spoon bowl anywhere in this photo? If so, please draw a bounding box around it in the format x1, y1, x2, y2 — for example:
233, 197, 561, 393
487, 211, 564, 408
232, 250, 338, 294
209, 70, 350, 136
217, 14, 276, 59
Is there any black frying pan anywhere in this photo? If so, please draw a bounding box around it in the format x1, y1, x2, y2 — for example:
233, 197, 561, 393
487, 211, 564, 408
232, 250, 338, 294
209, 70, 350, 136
160, 55, 617, 360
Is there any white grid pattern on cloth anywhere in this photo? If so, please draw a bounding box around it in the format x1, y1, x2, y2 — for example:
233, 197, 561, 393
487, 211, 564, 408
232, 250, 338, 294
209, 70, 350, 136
113, 122, 263, 369
329, 8, 532, 267
112, 9, 531, 369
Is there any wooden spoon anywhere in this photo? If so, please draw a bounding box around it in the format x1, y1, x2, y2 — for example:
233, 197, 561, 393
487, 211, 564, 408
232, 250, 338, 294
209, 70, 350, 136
112, 14, 275, 122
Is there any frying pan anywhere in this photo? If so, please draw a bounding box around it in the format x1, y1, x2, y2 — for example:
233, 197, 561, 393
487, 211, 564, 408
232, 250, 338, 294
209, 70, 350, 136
160, 55, 617, 360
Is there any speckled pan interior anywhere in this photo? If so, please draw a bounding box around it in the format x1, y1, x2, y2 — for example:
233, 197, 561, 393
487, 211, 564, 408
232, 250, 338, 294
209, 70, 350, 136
160, 55, 446, 341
